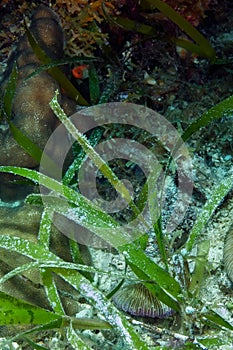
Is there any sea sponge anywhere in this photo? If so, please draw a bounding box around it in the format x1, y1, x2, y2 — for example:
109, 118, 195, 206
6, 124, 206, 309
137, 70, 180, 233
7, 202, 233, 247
0, 5, 76, 200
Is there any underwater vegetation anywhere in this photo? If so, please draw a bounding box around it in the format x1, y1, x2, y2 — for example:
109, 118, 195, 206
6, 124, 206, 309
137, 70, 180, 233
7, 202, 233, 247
0, 1, 233, 349
163, 0, 211, 26
0, 90, 233, 348
52, 0, 213, 56
0, 0, 216, 60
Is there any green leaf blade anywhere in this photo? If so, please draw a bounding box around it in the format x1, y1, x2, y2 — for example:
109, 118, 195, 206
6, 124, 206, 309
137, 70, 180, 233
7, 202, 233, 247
0, 291, 60, 326
3, 63, 18, 119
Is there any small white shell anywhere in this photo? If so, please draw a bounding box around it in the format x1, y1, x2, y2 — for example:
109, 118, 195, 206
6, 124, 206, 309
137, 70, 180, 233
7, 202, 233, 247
143, 72, 157, 86
112, 283, 173, 318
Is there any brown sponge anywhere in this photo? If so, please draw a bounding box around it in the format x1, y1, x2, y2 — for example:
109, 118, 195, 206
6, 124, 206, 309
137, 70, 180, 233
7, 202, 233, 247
0, 6, 76, 200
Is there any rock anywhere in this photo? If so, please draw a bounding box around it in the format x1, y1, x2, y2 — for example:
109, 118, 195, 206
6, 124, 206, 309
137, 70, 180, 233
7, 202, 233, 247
0, 203, 88, 315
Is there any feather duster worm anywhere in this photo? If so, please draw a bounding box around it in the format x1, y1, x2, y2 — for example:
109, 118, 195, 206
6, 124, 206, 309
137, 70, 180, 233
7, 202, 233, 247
112, 283, 173, 318
224, 224, 233, 283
